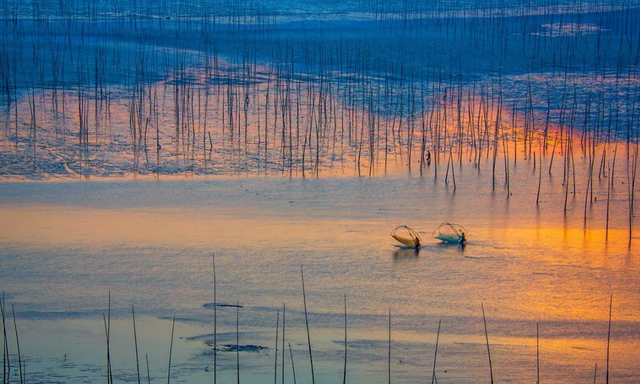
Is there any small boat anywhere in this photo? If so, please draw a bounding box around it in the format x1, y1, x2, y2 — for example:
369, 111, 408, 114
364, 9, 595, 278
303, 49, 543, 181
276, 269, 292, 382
432, 223, 468, 244
390, 225, 422, 248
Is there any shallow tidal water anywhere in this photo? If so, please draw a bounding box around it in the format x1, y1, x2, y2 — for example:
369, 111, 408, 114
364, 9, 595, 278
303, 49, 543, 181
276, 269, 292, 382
1, 155, 639, 383
0, 0, 639, 381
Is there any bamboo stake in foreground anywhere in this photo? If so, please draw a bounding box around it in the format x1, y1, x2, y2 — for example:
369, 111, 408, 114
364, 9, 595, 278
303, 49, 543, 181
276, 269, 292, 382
536, 323, 540, 384
343, 294, 347, 384
274, 309, 280, 384
288, 342, 297, 384
301, 266, 315, 383
237, 301, 240, 384
1, 293, 10, 384
481, 303, 494, 384
167, 316, 176, 384
282, 304, 285, 384
388, 308, 391, 384
133, 305, 141, 384
431, 319, 441, 384
146, 353, 151, 384
606, 295, 613, 384
213, 253, 217, 384
104, 292, 113, 384
11, 304, 24, 384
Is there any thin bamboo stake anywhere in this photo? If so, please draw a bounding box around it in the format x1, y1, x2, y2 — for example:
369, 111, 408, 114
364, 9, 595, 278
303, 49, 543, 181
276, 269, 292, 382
11, 305, 22, 384
104, 292, 113, 384
213, 253, 217, 384
133, 305, 141, 384
146, 353, 151, 384
103, 314, 111, 384
537, 144, 542, 206
431, 319, 441, 384
301, 266, 315, 383
288, 342, 297, 384
481, 303, 494, 384
628, 143, 638, 247
274, 309, 279, 384
388, 308, 391, 384
167, 316, 176, 384
236, 300, 240, 384
606, 145, 618, 242
282, 304, 285, 384
343, 295, 347, 384
536, 323, 540, 384
606, 295, 612, 384
1, 293, 9, 384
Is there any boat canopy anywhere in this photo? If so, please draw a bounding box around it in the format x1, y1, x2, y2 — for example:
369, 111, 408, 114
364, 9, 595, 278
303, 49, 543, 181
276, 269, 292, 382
432, 223, 468, 244
390, 225, 422, 248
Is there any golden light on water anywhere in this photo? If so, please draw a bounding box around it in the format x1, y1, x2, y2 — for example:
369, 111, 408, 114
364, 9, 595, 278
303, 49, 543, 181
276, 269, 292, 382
1, 0, 640, 381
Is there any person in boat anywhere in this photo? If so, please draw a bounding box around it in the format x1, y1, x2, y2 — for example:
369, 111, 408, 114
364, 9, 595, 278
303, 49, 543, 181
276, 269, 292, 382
459, 232, 466, 244
414, 236, 421, 249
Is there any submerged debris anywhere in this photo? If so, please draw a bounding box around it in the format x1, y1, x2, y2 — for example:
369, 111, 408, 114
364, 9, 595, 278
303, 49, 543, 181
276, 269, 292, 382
219, 344, 267, 353
203, 302, 244, 309
202, 344, 268, 354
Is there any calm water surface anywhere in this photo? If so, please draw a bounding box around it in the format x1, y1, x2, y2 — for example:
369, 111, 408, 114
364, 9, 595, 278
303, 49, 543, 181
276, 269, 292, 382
0, 158, 639, 383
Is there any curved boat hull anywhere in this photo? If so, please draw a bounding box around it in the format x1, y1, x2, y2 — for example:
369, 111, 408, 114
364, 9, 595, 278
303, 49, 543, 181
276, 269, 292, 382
435, 235, 462, 244
392, 235, 418, 248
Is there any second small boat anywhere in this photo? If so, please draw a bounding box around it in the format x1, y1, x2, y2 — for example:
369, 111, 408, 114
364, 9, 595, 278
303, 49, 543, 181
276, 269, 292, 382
432, 222, 468, 244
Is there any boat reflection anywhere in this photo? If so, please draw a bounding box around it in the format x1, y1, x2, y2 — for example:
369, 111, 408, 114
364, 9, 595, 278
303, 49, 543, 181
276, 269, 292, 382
392, 247, 421, 259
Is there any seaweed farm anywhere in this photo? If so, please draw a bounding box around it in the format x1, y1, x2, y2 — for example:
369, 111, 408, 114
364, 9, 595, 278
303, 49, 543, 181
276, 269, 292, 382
1, 0, 640, 382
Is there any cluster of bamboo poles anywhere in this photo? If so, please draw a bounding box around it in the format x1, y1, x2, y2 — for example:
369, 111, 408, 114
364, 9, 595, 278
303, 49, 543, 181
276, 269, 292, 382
1, 54, 638, 186
0, 2, 637, 246
1, 293, 25, 384
193, 256, 623, 384
0, 0, 638, 178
